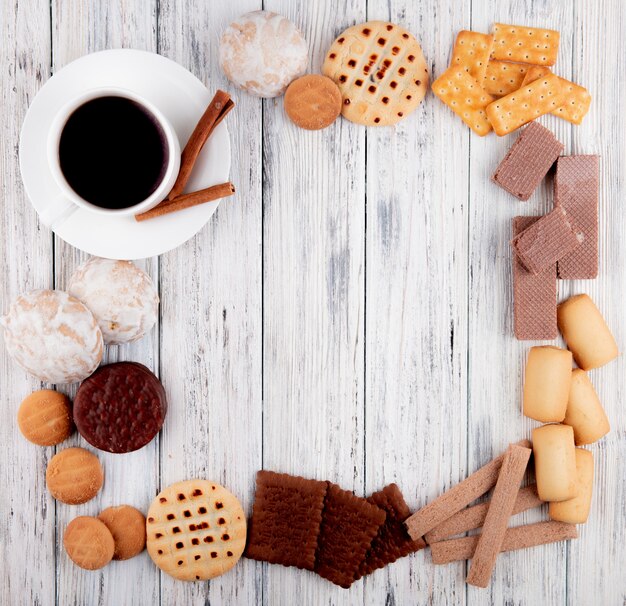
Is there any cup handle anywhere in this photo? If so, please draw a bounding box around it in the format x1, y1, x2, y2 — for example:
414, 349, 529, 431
38, 194, 78, 229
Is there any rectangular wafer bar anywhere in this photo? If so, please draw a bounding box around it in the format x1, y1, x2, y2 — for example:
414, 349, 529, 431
492, 122, 564, 201
555, 156, 599, 279
425, 483, 542, 543
492, 23, 560, 66
405, 440, 531, 541
450, 31, 494, 84
511, 207, 583, 275
466, 444, 532, 587
431, 520, 578, 565
484, 60, 529, 97
355, 484, 426, 580
314, 483, 385, 588
512, 216, 558, 340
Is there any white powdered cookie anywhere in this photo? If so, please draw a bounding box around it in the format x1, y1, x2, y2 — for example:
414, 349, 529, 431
68, 257, 158, 345
323, 21, 428, 126
219, 11, 308, 98
1, 290, 103, 384
147, 480, 246, 581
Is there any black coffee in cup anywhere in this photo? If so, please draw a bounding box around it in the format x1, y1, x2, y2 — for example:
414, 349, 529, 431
58, 96, 169, 209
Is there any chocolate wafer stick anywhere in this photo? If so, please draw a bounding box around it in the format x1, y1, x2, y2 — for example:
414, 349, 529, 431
466, 444, 532, 587
405, 440, 531, 541
424, 483, 542, 544
431, 521, 578, 565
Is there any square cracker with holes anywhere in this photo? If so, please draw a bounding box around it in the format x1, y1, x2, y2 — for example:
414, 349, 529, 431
484, 60, 529, 97
450, 30, 494, 84
492, 23, 560, 66
432, 66, 495, 135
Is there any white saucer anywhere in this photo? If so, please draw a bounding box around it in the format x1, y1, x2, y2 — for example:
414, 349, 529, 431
20, 49, 230, 259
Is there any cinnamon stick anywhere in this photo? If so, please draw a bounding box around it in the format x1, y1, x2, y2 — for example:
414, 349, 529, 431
167, 90, 233, 201
135, 182, 235, 222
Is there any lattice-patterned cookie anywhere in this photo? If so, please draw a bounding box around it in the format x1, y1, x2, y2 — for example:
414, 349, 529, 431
323, 21, 428, 126
146, 480, 246, 581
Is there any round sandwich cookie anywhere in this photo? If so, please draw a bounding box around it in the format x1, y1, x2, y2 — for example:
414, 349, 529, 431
46, 447, 103, 505
146, 480, 247, 581
284, 74, 342, 130
74, 362, 167, 453
98, 505, 146, 560
17, 389, 73, 446
322, 21, 429, 126
64, 516, 115, 570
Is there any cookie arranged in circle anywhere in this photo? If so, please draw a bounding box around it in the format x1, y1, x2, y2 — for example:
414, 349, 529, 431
74, 362, 167, 453
46, 447, 103, 505
146, 480, 246, 581
284, 74, 342, 130
64, 516, 115, 570
98, 505, 146, 560
322, 21, 429, 126
17, 389, 73, 446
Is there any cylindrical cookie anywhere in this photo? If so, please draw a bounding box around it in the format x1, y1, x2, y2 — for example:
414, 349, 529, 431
532, 424, 577, 502
549, 448, 594, 524
284, 75, 342, 130
98, 505, 146, 560
46, 447, 103, 505
564, 370, 610, 445
17, 389, 73, 446
64, 516, 115, 570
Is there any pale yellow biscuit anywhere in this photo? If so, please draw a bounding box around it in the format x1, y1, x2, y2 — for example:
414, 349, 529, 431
532, 424, 578, 502
64, 516, 114, 570
492, 23, 560, 66
432, 66, 494, 135
98, 505, 146, 560
17, 389, 73, 446
323, 21, 428, 126
564, 370, 610, 445
484, 60, 529, 97
46, 447, 103, 505
549, 448, 594, 524
450, 30, 494, 84
146, 480, 246, 581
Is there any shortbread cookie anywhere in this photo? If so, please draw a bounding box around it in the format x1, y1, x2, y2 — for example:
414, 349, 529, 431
98, 505, 146, 560
284, 75, 342, 130
17, 389, 73, 446
323, 21, 428, 126
0, 289, 103, 384
146, 480, 246, 581
68, 257, 158, 345
64, 516, 115, 570
46, 447, 103, 505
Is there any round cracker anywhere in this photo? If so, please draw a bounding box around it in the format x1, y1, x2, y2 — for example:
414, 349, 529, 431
146, 480, 246, 581
322, 21, 429, 126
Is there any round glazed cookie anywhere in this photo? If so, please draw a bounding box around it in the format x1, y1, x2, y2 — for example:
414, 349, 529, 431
74, 362, 167, 453
0, 289, 103, 384
322, 21, 429, 126
98, 505, 146, 560
46, 447, 104, 505
64, 516, 115, 570
17, 389, 73, 446
68, 257, 159, 345
284, 74, 342, 130
146, 479, 246, 581
219, 10, 308, 98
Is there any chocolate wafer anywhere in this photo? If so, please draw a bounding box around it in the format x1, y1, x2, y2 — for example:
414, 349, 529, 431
314, 483, 385, 588
355, 484, 426, 580
512, 217, 558, 340
511, 207, 583, 275
492, 122, 564, 201
244, 471, 327, 570
554, 155, 599, 279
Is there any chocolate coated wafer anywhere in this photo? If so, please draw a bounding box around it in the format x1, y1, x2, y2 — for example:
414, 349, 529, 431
554, 155, 599, 279
492, 122, 563, 201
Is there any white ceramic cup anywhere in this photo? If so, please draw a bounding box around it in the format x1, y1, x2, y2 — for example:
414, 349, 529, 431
42, 87, 181, 228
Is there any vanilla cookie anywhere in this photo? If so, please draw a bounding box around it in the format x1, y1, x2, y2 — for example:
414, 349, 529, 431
46, 447, 103, 505
17, 389, 73, 446
64, 516, 114, 570
146, 480, 246, 581
98, 505, 146, 560
284, 74, 342, 130
323, 21, 428, 126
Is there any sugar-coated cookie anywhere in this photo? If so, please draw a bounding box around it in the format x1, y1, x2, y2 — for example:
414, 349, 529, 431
323, 21, 428, 126
98, 505, 146, 560
64, 516, 114, 570
17, 389, 73, 446
46, 447, 103, 505
0, 290, 103, 384
219, 11, 308, 98
284, 74, 342, 130
146, 480, 246, 581
68, 257, 158, 345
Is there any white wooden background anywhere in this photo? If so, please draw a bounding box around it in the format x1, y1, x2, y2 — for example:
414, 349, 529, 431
1, 0, 625, 604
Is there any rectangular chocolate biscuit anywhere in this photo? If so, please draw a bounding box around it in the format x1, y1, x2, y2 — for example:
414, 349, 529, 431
512, 217, 558, 340
492, 122, 564, 200
555, 155, 599, 279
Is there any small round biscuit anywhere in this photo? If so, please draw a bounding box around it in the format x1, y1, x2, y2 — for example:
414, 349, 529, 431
284, 74, 342, 130
64, 516, 114, 570
146, 480, 247, 581
98, 505, 146, 560
46, 447, 103, 505
17, 390, 73, 446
